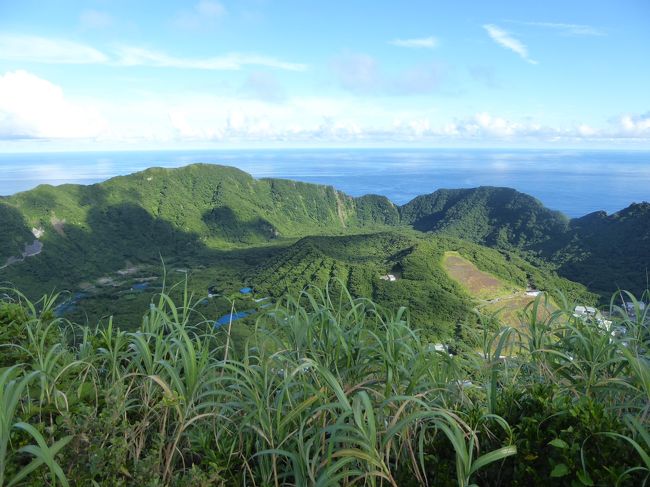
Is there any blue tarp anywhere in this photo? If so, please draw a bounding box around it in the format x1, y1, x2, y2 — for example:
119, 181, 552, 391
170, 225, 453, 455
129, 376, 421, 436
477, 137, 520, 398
54, 292, 88, 316
239, 287, 253, 294
214, 310, 251, 327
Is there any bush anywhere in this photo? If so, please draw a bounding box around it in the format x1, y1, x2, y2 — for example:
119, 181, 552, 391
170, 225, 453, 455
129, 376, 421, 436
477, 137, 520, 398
0, 284, 647, 486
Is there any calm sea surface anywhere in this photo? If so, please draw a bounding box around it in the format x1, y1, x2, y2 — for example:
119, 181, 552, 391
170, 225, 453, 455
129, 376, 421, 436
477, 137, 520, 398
0, 149, 648, 218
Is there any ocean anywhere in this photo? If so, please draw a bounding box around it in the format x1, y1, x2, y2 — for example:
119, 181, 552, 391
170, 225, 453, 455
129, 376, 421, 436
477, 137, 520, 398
0, 148, 648, 218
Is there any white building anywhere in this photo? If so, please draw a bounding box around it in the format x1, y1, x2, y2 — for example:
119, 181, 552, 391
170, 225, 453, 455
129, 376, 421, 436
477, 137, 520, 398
380, 274, 397, 282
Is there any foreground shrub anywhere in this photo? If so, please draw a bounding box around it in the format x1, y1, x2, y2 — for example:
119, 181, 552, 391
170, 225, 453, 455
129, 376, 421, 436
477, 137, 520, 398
0, 283, 647, 486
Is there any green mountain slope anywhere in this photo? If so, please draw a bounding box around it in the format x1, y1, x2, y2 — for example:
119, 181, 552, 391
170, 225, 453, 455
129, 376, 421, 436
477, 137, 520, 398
0, 164, 396, 294
400, 186, 649, 297
540, 203, 650, 296
252, 231, 593, 337
399, 187, 569, 248
0, 163, 645, 320
4, 164, 361, 250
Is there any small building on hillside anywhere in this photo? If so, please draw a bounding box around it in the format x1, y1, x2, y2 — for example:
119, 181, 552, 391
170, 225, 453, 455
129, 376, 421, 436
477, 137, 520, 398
380, 274, 397, 282
574, 305, 612, 331
574, 305, 597, 317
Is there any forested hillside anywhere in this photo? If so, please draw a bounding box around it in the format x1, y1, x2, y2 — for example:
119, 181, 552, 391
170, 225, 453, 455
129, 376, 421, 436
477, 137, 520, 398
0, 163, 646, 326
540, 203, 650, 296
398, 186, 649, 297
253, 232, 593, 337
0, 165, 394, 297
399, 186, 569, 247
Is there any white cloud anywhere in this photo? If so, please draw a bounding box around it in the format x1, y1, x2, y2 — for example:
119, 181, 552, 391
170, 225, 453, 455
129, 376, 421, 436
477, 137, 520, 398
483, 24, 537, 64
114, 46, 307, 71
161, 107, 650, 144
0, 34, 305, 71
2, 71, 648, 146
431, 112, 561, 140
389, 36, 438, 49
512, 21, 605, 36
0, 34, 108, 64
473, 112, 518, 136
159, 95, 378, 143
435, 112, 650, 141
619, 113, 650, 137
161, 101, 549, 144
0, 70, 107, 139
392, 118, 432, 137
577, 124, 598, 137
168, 109, 223, 140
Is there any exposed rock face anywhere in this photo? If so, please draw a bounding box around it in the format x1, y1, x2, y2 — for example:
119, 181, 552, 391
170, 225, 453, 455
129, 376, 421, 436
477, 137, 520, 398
23, 239, 43, 257
0, 239, 43, 269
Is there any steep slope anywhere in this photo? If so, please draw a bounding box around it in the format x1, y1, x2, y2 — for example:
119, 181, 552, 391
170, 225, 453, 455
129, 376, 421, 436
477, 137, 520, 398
0, 164, 396, 293
399, 187, 569, 248
0, 200, 39, 267
539, 203, 650, 296
399, 187, 649, 297
6, 164, 367, 247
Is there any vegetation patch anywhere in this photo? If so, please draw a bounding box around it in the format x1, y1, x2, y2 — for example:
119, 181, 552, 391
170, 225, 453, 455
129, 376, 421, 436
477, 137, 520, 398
481, 294, 555, 329
0, 283, 647, 486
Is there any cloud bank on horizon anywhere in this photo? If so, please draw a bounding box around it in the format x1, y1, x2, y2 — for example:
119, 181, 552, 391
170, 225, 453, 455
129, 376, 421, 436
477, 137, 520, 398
0, 0, 649, 150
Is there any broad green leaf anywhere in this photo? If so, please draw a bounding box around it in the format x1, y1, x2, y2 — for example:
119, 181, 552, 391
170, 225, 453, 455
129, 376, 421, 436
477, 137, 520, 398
549, 438, 570, 449
550, 463, 570, 477
577, 469, 595, 486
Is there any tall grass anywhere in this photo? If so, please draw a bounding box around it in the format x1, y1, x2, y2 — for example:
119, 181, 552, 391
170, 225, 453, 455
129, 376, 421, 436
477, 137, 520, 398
0, 282, 647, 485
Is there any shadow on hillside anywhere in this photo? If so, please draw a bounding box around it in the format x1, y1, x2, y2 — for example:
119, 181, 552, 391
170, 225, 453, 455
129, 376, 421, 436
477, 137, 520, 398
0, 197, 285, 295
202, 206, 278, 243
405, 191, 466, 233
0, 201, 36, 262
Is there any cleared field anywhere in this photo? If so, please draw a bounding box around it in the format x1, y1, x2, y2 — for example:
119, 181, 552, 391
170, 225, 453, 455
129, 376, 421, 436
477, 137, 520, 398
442, 251, 553, 328
442, 252, 514, 299
481, 295, 554, 328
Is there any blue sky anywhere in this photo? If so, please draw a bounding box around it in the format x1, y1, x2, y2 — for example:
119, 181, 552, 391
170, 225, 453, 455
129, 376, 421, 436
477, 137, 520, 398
0, 0, 649, 150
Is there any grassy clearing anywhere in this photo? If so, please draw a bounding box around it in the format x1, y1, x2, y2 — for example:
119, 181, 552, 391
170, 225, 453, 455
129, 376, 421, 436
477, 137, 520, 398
442, 251, 558, 329
442, 251, 515, 299
481, 295, 555, 330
